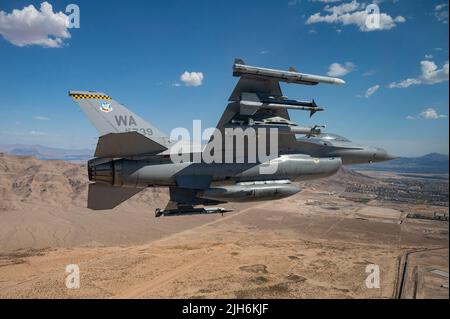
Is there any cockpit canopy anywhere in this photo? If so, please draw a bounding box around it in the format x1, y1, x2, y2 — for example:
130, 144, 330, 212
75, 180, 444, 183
316, 133, 351, 142
296, 132, 351, 143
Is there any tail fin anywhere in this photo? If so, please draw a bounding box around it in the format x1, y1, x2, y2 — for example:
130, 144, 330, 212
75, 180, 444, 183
88, 183, 143, 210
69, 90, 170, 148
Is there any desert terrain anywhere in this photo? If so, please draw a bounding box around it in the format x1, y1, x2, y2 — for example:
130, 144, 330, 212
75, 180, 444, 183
0, 153, 448, 298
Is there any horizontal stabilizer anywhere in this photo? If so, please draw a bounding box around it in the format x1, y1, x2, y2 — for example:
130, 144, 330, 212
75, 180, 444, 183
95, 131, 167, 158
88, 183, 143, 210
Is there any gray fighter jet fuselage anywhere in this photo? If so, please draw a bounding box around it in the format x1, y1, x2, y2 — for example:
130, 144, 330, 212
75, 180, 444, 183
295, 133, 395, 165
70, 59, 394, 217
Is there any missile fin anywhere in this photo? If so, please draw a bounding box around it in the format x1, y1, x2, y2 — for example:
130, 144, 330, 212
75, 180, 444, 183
234, 58, 245, 65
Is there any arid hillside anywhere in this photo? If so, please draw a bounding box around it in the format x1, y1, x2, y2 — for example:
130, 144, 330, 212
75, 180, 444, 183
0, 153, 214, 252
0, 153, 167, 211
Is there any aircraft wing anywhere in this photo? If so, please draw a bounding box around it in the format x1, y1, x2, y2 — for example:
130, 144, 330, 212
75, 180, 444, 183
212, 59, 344, 151
216, 74, 289, 130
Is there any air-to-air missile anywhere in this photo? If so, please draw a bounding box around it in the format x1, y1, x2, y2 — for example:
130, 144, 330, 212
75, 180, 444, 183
240, 93, 324, 117
233, 58, 346, 86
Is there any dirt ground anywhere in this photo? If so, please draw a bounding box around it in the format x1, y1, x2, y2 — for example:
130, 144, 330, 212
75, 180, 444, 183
0, 154, 447, 298
0, 190, 447, 299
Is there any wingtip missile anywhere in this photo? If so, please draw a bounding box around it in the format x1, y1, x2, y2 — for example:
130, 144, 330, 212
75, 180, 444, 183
232, 59, 345, 86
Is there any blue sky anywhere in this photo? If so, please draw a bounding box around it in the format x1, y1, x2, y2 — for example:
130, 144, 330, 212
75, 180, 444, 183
0, 0, 448, 156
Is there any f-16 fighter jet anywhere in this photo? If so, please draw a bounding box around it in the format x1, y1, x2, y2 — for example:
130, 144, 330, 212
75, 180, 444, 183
69, 59, 394, 217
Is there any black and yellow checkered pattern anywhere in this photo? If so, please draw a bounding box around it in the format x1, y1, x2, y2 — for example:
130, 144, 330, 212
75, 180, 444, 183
70, 93, 111, 100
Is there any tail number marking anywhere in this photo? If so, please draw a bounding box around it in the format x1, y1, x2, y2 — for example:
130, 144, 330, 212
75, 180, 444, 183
115, 115, 137, 126
125, 128, 153, 136
114, 115, 153, 136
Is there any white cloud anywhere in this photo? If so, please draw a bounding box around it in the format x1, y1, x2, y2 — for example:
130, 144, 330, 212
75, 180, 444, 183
327, 62, 356, 76
420, 60, 449, 84
324, 0, 360, 15
389, 78, 421, 88
0, 2, 70, 48
180, 71, 204, 87
425, 54, 434, 59
435, 3, 449, 24
389, 60, 449, 88
29, 130, 48, 136
407, 108, 448, 120
362, 69, 376, 77
33, 115, 50, 121
260, 50, 269, 54
418, 108, 447, 119
306, 0, 406, 32
365, 84, 380, 98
